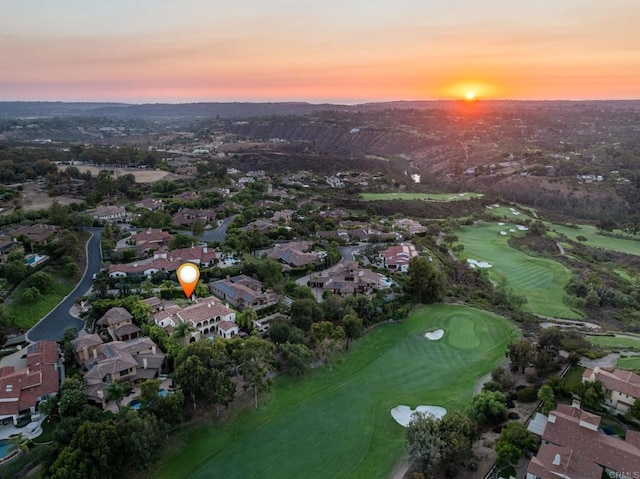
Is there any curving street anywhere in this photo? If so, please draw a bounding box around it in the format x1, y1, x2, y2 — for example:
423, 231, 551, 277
27, 227, 103, 342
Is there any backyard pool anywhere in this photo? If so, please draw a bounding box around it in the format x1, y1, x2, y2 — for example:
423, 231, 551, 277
0, 439, 17, 461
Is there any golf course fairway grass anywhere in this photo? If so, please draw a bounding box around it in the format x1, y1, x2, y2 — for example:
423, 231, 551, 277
151, 304, 517, 479
457, 222, 582, 319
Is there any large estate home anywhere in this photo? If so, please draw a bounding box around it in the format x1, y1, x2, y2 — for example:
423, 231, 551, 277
12, 223, 60, 244
527, 401, 640, 479
108, 245, 219, 277
267, 242, 322, 268
86, 205, 127, 223
582, 367, 640, 414
308, 261, 386, 296
95, 307, 141, 342
172, 207, 218, 227
0, 341, 61, 426
378, 242, 418, 272
210, 275, 275, 310
152, 297, 238, 340
120, 228, 173, 251
71, 335, 165, 408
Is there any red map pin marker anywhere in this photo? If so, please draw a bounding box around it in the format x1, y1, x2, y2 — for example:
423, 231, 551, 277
177, 262, 200, 298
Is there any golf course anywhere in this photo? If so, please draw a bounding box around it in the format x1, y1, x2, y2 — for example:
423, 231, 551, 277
456, 221, 582, 319
151, 304, 518, 479
361, 192, 484, 202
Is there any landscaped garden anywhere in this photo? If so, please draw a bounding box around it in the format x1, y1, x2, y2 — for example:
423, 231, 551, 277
150, 304, 518, 479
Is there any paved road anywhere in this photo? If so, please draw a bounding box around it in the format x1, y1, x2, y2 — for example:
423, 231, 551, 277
27, 227, 103, 342
177, 215, 235, 243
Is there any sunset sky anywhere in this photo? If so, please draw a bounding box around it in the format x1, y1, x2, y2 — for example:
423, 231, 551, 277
2, 0, 639, 103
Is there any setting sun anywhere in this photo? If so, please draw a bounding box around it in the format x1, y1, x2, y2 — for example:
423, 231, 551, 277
465, 91, 475, 100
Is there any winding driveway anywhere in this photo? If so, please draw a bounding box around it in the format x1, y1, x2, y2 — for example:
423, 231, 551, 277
27, 227, 103, 342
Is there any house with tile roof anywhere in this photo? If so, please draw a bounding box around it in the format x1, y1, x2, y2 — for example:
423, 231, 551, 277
582, 367, 640, 414
210, 275, 270, 310
87, 205, 127, 223
71, 335, 165, 408
95, 307, 141, 342
308, 261, 385, 296
526, 402, 640, 479
0, 341, 61, 426
124, 228, 173, 250
12, 223, 60, 244
151, 298, 237, 340
267, 242, 322, 268
379, 243, 419, 272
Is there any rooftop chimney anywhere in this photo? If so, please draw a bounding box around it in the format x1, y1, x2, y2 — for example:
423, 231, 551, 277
571, 398, 581, 409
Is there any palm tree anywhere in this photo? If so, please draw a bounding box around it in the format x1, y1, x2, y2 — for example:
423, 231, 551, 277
105, 381, 129, 411
172, 320, 196, 346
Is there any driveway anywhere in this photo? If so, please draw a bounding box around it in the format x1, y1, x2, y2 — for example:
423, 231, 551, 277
27, 227, 103, 342
177, 215, 235, 243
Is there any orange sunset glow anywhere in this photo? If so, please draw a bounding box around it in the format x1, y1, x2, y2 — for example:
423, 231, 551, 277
1, 1, 639, 103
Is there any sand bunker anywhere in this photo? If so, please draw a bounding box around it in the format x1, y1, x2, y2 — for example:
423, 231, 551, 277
425, 329, 444, 340
509, 228, 516, 232
497, 222, 505, 226
391, 405, 448, 427
467, 259, 492, 269
500, 231, 507, 236
516, 225, 528, 231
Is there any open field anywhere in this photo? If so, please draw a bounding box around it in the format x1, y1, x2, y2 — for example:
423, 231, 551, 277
616, 356, 640, 371
361, 192, 483, 202
10, 182, 80, 212
456, 221, 582, 319
548, 224, 640, 257
151, 304, 518, 479
74, 165, 177, 183
8, 279, 76, 331
586, 335, 640, 350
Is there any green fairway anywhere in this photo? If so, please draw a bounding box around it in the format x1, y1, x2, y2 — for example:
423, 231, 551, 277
549, 224, 640, 257
360, 192, 483, 202
151, 304, 517, 479
616, 356, 640, 371
456, 222, 582, 319
587, 335, 640, 350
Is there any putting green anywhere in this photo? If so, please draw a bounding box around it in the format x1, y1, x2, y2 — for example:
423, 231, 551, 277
151, 304, 517, 479
446, 315, 480, 349
457, 221, 582, 319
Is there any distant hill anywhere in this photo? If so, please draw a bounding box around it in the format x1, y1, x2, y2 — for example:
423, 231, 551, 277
2, 99, 640, 120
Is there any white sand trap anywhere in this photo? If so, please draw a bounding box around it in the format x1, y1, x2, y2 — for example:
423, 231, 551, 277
467, 259, 492, 269
516, 225, 528, 231
498, 222, 505, 226
391, 405, 448, 427
486, 206, 493, 209
512, 212, 520, 216
500, 231, 507, 236
509, 228, 516, 232
425, 329, 444, 340
492, 204, 500, 207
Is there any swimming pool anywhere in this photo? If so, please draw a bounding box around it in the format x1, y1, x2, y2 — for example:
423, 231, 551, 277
128, 389, 168, 409
0, 439, 17, 461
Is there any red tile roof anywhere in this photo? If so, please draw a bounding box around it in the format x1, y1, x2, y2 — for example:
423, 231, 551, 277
542, 404, 640, 475
0, 341, 60, 417
583, 367, 640, 399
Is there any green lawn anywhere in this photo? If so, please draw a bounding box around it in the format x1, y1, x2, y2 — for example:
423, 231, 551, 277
616, 356, 640, 371
151, 304, 518, 479
360, 192, 483, 202
456, 222, 582, 319
586, 335, 640, 350
9, 279, 76, 331
562, 366, 585, 391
